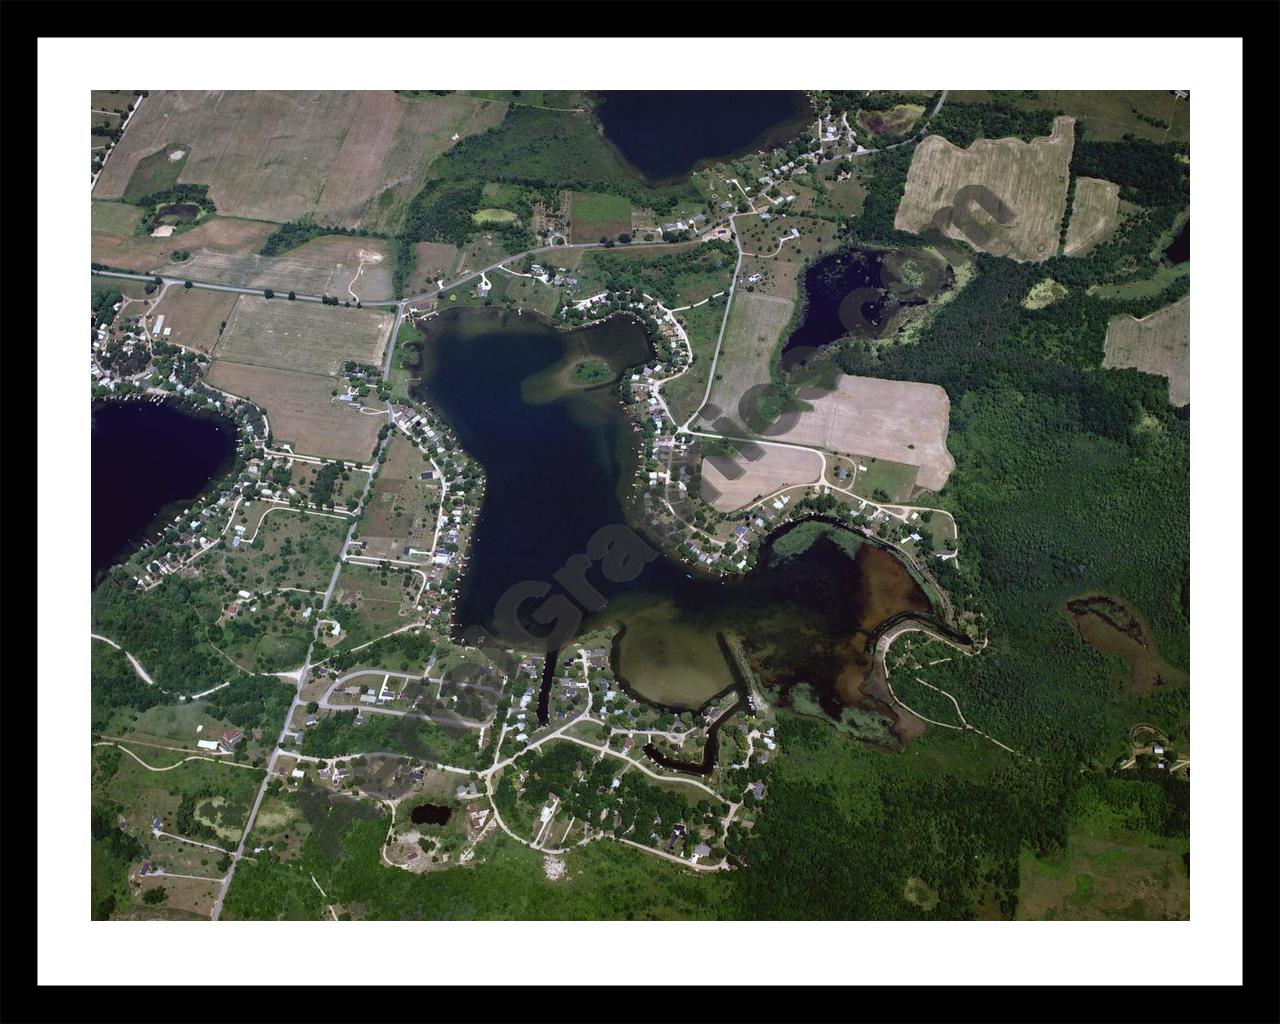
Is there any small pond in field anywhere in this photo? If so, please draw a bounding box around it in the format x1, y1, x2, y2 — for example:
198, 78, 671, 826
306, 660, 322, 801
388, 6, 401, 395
410, 803, 453, 826
1163, 220, 1189, 264
780, 246, 951, 370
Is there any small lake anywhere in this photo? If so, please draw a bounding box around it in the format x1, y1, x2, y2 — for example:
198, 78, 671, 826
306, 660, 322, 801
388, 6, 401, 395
1163, 220, 1189, 264
780, 247, 949, 371
92, 400, 237, 581
410, 803, 453, 826
415, 309, 941, 728
1063, 594, 1188, 694
596, 91, 813, 183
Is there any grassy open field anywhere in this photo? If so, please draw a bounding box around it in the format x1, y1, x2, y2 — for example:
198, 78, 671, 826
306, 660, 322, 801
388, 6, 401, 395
101, 700, 236, 751
701, 289, 795, 426
769, 376, 955, 492
949, 89, 1190, 144
896, 115, 1075, 263
1102, 295, 1190, 406
661, 297, 728, 426
826, 176, 868, 218
405, 241, 461, 294
206, 362, 384, 461
330, 560, 414, 647
459, 90, 589, 110
1088, 261, 1189, 301
91, 199, 145, 235
148, 286, 240, 353
123, 143, 190, 201
94, 747, 262, 841
1016, 828, 1188, 920
211, 295, 392, 377
568, 190, 632, 242
498, 272, 563, 318
154, 236, 395, 301
93, 215, 277, 272
700, 444, 824, 512
215, 505, 350, 594
856, 104, 925, 137
92, 90, 137, 114
354, 433, 440, 560
851, 456, 921, 502
1022, 278, 1068, 310
93, 91, 508, 230
331, 562, 413, 643
1063, 177, 1121, 256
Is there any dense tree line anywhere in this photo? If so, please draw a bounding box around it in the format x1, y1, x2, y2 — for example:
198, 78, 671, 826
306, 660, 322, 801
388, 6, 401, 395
127, 183, 217, 214
91, 642, 165, 732
925, 101, 1058, 148
726, 718, 1073, 918
91, 286, 123, 329
201, 674, 293, 736
92, 574, 229, 696
1070, 137, 1189, 207
91, 804, 147, 919
838, 147, 920, 246
427, 104, 694, 213
259, 220, 385, 257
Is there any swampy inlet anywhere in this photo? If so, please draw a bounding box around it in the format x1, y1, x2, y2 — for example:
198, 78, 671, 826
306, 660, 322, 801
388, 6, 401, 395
414, 308, 937, 724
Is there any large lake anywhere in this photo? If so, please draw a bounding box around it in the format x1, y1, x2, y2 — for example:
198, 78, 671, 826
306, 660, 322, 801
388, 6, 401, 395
414, 309, 934, 721
596, 90, 813, 183
92, 400, 237, 581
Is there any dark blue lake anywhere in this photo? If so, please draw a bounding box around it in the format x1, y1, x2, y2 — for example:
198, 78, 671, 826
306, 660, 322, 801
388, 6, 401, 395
596, 91, 812, 183
412, 308, 937, 727
92, 400, 237, 580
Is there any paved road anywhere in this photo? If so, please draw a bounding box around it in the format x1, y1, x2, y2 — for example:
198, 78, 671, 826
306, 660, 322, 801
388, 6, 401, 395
90, 92, 144, 192
93, 238, 695, 318
212, 385, 397, 921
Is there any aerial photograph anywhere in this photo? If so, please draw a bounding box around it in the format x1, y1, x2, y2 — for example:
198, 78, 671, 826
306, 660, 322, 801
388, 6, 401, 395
87, 85, 1193, 924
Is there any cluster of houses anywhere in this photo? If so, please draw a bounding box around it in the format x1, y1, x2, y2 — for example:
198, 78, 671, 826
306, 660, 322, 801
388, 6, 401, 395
661, 213, 707, 236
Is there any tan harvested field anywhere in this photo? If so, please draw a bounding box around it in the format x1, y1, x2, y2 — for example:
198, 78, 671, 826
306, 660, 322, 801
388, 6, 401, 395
1063, 177, 1120, 256
148, 287, 240, 352
92, 91, 508, 229
153, 236, 395, 301
205, 362, 383, 461
895, 115, 1075, 262
92, 215, 277, 272
211, 295, 392, 377
701, 290, 795, 425
767, 375, 955, 492
1102, 295, 1190, 406
700, 444, 824, 512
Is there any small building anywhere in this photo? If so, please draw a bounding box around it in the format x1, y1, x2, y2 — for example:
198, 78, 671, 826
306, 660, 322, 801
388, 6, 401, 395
219, 729, 244, 752
752, 781, 766, 801
304, 715, 319, 727
196, 739, 220, 751
291, 768, 305, 778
